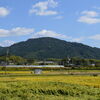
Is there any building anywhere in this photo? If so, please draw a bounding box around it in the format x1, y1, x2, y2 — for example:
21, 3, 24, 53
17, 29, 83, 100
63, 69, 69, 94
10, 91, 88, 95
34, 69, 42, 74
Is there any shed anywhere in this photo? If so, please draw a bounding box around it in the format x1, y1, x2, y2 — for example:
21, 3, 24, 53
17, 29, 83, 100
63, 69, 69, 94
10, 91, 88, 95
34, 69, 42, 74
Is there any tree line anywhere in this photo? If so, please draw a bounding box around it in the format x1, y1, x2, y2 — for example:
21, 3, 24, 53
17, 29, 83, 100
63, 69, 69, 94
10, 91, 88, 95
0, 56, 100, 68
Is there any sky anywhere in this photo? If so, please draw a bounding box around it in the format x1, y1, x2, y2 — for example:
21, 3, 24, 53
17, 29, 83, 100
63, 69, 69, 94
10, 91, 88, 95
0, 0, 100, 47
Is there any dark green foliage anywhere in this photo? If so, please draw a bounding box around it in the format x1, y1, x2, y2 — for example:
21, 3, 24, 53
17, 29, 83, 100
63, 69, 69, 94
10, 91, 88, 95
62, 57, 100, 67
0, 37, 100, 60
0, 55, 27, 65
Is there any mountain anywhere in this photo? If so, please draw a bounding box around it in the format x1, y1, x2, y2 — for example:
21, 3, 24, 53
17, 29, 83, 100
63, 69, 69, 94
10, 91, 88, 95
0, 47, 5, 54
0, 37, 100, 59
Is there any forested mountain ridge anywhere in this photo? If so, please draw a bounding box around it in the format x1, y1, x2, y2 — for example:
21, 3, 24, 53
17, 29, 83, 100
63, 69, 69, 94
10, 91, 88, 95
0, 37, 100, 60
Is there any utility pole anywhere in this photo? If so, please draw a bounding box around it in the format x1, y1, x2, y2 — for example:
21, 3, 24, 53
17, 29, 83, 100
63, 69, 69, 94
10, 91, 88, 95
5, 47, 9, 75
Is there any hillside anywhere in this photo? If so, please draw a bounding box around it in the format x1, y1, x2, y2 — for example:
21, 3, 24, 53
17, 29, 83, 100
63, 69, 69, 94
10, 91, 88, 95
0, 47, 6, 55
0, 37, 100, 59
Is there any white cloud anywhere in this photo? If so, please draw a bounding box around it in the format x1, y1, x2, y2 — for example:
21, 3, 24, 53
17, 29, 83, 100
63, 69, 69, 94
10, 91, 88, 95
78, 16, 100, 24
78, 11, 100, 24
0, 7, 10, 17
0, 29, 9, 37
32, 29, 70, 39
10, 27, 34, 36
0, 40, 15, 47
32, 29, 86, 43
89, 34, 100, 40
0, 27, 34, 37
71, 37, 84, 42
29, 0, 58, 16
54, 16, 63, 19
81, 11, 98, 17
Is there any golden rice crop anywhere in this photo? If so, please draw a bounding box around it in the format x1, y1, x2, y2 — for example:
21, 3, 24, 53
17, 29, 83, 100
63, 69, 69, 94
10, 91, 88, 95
0, 75, 100, 88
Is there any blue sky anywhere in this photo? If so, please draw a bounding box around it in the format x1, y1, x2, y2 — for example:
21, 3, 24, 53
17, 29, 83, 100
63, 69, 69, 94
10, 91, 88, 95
0, 0, 100, 47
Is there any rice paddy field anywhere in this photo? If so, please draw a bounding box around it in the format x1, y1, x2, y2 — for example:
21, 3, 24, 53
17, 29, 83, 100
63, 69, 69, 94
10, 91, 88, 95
0, 70, 100, 100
